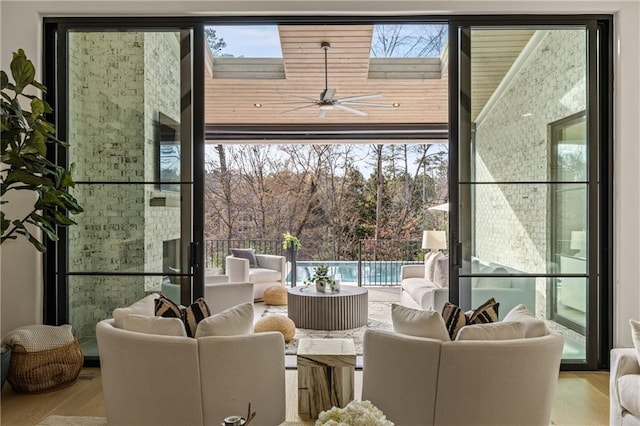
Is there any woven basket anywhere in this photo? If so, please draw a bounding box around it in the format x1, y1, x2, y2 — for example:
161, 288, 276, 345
8, 338, 83, 393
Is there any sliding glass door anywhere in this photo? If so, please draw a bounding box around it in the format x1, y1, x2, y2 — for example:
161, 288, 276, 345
450, 18, 611, 368
47, 23, 204, 359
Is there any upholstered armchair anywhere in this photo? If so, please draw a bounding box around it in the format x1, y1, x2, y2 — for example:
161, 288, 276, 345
225, 249, 286, 300
611, 320, 640, 426
362, 328, 564, 425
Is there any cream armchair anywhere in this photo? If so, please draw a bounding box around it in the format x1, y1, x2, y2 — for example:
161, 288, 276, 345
226, 254, 286, 300
97, 319, 285, 426
610, 348, 640, 425
362, 328, 564, 425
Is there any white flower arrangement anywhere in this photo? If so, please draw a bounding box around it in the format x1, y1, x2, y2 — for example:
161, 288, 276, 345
315, 400, 394, 426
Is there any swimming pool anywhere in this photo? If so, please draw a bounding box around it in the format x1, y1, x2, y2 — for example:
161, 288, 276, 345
288, 260, 421, 286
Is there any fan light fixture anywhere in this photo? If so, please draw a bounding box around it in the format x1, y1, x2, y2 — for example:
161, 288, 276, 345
259, 42, 397, 118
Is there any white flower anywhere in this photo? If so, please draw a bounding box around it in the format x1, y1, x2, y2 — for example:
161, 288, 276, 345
315, 400, 394, 426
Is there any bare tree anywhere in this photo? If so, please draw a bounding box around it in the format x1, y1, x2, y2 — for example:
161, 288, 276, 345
371, 24, 448, 58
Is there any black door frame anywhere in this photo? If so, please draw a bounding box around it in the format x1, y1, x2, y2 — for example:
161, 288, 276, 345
43, 14, 612, 369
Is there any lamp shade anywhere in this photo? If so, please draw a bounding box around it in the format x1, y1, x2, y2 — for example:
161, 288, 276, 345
422, 230, 447, 250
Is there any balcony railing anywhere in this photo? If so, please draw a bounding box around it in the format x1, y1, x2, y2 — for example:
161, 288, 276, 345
205, 238, 423, 287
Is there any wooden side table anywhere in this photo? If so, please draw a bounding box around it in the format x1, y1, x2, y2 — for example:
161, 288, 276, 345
297, 338, 356, 419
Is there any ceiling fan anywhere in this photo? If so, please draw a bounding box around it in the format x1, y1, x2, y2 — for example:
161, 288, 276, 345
274, 42, 397, 118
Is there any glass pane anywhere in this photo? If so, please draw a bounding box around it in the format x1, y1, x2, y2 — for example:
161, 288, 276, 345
68, 31, 183, 183
460, 183, 587, 274
459, 26, 591, 365
66, 28, 192, 360
69, 184, 188, 273
69, 275, 189, 356
466, 28, 586, 183
465, 276, 586, 360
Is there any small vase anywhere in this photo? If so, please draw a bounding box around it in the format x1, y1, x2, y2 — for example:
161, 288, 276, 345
315, 281, 326, 293
330, 278, 340, 292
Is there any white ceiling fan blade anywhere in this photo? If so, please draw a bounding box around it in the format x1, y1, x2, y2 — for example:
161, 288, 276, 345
281, 104, 318, 114
288, 95, 322, 102
322, 88, 336, 101
263, 100, 319, 105
317, 109, 328, 118
334, 104, 368, 117
339, 101, 395, 108
335, 93, 382, 102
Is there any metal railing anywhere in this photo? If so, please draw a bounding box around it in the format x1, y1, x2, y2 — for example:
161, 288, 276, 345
205, 238, 423, 287
205, 239, 285, 270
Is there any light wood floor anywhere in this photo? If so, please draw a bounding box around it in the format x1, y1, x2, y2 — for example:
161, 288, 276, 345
0, 368, 609, 425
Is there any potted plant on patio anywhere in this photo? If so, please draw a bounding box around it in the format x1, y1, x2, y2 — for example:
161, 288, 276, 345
281, 232, 301, 285
304, 264, 337, 293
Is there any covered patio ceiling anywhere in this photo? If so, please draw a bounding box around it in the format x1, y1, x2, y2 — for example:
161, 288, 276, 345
204, 25, 534, 127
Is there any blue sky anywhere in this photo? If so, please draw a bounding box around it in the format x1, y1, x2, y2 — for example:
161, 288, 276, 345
208, 24, 448, 58
210, 25, 282, 58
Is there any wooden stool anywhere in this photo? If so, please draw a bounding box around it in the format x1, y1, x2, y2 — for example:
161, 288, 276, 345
297, 338, 356, 419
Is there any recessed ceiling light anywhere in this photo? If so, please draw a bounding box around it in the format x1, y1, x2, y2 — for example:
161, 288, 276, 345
392, 103, 401, 108
254, 103, 262, 108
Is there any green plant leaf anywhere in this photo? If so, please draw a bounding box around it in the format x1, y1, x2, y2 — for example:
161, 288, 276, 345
0, 211, 10, 235
0, 71, 8, 90
24, 131, 47, 155
26, 232, 47, 252
52, 210, 75, 226
5, 169, 52, 187
30, 97, 44, 117
10, 49, 35, 94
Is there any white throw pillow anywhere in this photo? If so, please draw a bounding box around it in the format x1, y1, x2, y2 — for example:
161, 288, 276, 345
425, 251, 443, 283
503, 304, 548, 338
121, 314, 187, 337
195, 302, 254, 338
391, 303, 450, 341
424, 251, 435, 280
432, 254, 449, 288
456, 321, 526, 341
630, 319, 640, 366
112, 293, 160, 328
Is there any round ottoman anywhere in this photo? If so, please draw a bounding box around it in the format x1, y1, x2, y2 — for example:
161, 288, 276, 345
262, 286, 288, 306
254, 316, 296, 342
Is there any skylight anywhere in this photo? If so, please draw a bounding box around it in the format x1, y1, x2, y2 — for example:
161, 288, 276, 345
370, 24, 448, 58
206, 25, 282, 58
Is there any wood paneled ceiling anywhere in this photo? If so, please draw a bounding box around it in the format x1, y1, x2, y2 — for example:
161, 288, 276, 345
204, 25, 533, 126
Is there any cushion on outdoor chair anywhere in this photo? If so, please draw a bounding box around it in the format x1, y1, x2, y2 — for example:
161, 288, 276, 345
230, 248, 258, 267
249, 268, 282, 283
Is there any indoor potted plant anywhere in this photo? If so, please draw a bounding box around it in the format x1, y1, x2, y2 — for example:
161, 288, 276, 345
1, 49, 83, 385
1, 49, 83, 251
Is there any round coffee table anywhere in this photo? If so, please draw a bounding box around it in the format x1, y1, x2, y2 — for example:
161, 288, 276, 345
287, 286, 368, 330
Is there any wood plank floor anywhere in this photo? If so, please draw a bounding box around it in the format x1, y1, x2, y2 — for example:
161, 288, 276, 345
0, 368, 609, 425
